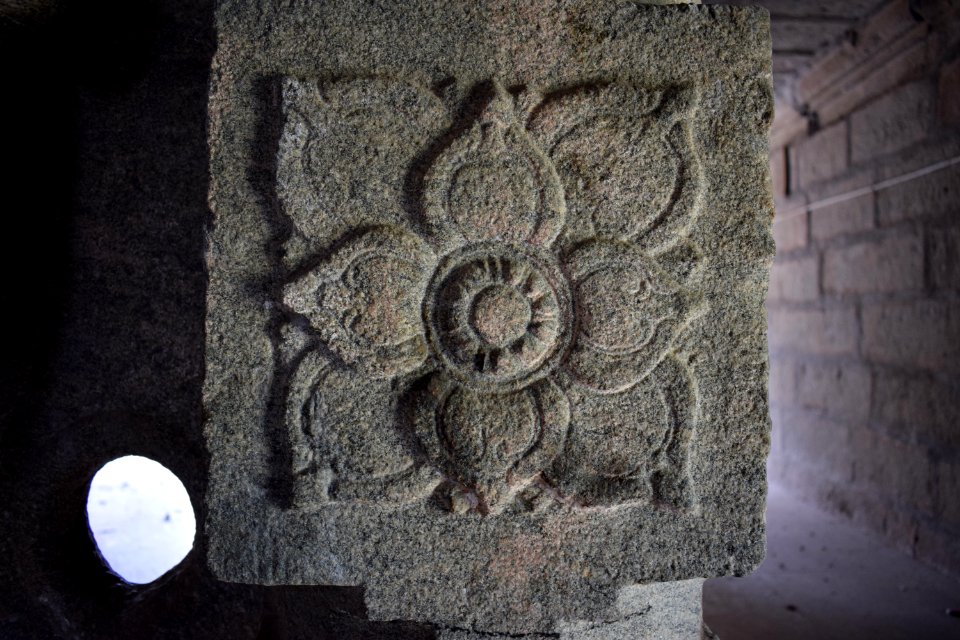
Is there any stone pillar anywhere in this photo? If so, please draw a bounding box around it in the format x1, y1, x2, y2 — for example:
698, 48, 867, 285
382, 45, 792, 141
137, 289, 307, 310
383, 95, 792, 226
204, 2, 774, 637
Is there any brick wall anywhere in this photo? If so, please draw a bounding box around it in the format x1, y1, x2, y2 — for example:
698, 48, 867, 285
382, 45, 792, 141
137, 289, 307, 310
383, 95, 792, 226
767, 0, 960, 575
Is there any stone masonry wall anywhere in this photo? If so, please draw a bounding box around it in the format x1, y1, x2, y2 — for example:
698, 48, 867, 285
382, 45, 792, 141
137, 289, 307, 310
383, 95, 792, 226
767, 0, 960, 576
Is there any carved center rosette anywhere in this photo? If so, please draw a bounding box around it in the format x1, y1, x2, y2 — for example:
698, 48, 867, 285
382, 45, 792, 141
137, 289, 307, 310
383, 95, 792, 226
277, 78, 705, 514
425, 243, 573, 390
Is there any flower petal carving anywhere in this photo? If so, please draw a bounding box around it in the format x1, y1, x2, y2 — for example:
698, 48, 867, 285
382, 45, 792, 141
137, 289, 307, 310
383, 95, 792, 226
423, 82, 565, 248
283, 226, 435, 378
277, 77, 449, 264
548, 355, 696, 507
406, 372, 570, 513
286, 349, 440, 508
562, 239, 704, 393
271, 76, 708, 514
528, 84, 701, 249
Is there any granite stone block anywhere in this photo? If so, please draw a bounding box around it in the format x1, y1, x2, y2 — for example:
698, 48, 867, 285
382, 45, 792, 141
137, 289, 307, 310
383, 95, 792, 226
205, 1, 774, 633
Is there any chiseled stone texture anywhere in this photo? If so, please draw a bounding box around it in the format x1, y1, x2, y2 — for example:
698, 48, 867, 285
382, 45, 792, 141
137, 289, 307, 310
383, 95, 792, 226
205, 1, 774, 633
434, 579, 706, 639
558, 579, 706, 639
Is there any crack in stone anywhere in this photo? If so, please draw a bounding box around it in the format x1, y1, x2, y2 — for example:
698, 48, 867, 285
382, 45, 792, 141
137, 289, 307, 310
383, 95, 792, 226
434, 623, 561, 639
570, 604, 654, 631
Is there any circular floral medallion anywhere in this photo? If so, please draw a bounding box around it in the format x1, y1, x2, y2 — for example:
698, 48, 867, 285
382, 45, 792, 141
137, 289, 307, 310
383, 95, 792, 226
425, 242, 573, 392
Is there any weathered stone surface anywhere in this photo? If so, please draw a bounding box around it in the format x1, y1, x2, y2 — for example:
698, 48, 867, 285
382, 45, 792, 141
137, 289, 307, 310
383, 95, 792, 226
558, 579, 706, 639
205, 1, 774, 633
434, 578, 706, 638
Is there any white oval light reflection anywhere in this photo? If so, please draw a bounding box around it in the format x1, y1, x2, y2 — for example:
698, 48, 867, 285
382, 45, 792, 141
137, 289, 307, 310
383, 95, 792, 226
86, 455, 196, 584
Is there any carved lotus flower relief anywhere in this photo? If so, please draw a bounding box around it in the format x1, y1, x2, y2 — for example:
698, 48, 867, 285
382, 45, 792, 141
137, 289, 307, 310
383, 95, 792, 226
278, 79, 704, 514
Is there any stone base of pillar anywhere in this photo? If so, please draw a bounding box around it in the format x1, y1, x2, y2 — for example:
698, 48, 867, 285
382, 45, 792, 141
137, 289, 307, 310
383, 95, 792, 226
435, 579, 710, 639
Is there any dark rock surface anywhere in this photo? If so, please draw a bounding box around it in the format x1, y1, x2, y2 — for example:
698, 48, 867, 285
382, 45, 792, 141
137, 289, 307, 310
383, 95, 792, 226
0, 2, 434, 638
